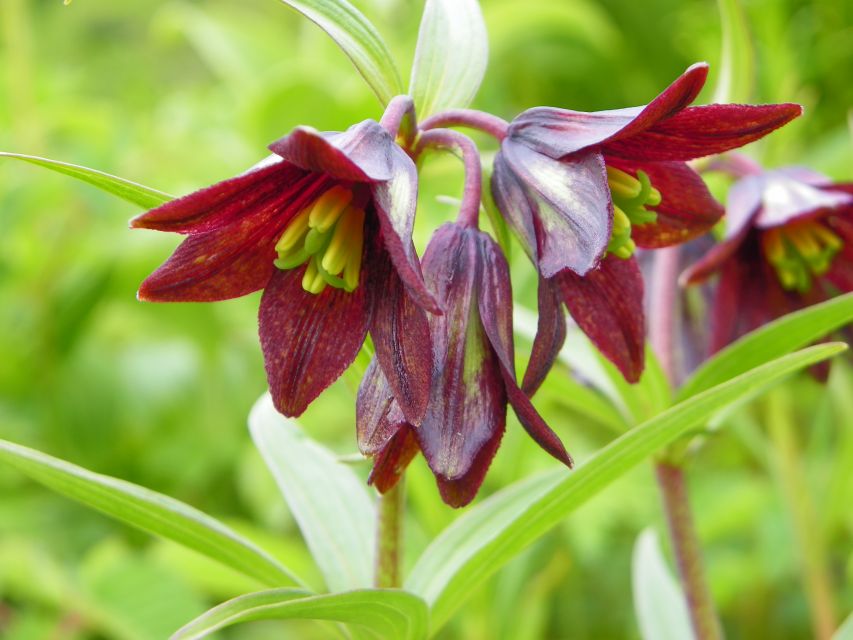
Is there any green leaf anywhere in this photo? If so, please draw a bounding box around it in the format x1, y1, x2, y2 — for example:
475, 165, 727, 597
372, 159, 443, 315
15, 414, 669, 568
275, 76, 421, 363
405, 343, 845, 631
249, 394, 375, 592
279, 0, 403, 105
0, 152, 172, 209
678, 292, 853, 401
632, 529, 694, 640
0, 439, 302, 589
712, 0, 755, 104
835, 609, 853, 640
409, 0, 488, 118
171, 588, 428, 640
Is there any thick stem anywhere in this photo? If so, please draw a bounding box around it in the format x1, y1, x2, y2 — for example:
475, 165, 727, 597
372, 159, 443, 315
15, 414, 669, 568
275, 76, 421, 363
374, 479, 405, 589
415, 128, 482, 228
650, 247, 723, 640
379, 95, 417, 146
420, 109, 509, 141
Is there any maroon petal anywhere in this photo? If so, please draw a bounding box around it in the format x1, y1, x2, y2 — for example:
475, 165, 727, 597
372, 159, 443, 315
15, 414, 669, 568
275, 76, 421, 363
823, 224, 853, 293
368, 426, 420, 494
491, 150, 540, 261
372, 144, 440, 313
433, 421, 505, 508
369, 257, 433, 425
501, 141, 611, 277
130, 161, 315, 234
476, 233, 572, 466
522, 277, 567, 396
555, 254, 646, 382
259, 265, 371, 417
752, 170, 853, 228
269, 120, 395, 182
507, 63, 709, 159
356, 357, 407, 455
608, 159, 723, 249
603, 103, 803, 162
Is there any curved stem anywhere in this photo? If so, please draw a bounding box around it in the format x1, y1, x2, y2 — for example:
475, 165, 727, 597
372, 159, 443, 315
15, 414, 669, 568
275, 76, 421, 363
420, 109, 509, 141
374, 479, 405, 588
380, 95, 417, 146
416, 128, 483, 228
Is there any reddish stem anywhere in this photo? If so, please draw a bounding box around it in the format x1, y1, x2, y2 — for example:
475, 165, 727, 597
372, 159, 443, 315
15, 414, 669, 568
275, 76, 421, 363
416, 128, 483, 228
380, 95, 417, 146
420, 109, 509, 141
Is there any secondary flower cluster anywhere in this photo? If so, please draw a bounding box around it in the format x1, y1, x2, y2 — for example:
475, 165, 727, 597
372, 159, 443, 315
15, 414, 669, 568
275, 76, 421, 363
134, 63, 801, 506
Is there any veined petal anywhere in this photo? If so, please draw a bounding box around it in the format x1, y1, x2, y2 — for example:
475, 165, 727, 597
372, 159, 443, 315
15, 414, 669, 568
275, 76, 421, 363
555, 254, 645, 383
130, 161, 313, 234
433, 421, 505, 508
356, 358, 407, 455
609, 159, 723, 248
753, 170, 853, 228
259, 263, 372, 417
507, 63, 709, 159
476, 233, 572, 466
269, 120, 396, 182
603, 103, 803, 162
368, 426, 420, 494
491, 150, 539, 261
522, 276, 567, 396
502, 142, 611, 277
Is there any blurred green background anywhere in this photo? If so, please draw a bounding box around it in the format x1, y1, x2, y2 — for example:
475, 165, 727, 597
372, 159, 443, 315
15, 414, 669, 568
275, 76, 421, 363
1, 0, 852, 638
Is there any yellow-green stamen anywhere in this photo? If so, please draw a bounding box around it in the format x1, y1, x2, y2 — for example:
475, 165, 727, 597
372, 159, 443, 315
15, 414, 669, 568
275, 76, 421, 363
605, 166, 661, 260
762, 220, 842, 293
275, 185, 367, 294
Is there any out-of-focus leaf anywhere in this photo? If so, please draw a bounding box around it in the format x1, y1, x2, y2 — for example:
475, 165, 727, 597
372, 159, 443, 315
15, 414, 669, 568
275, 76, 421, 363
279, 0, 403, 105
678, 292, 853, 401
409, 0, 488, 118
0, 439, 302, 589
835, 610, 853, 640
712, 0, 755, 104
0, 152, 171, 209
632, 529, 695, 640
405, 343, 845, 631
171, 588, 428, 640
249, 394, 375, 592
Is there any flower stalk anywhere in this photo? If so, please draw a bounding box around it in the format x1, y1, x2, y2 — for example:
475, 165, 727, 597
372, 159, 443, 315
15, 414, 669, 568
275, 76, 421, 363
416, 128, 483, 228
374, 477, 405, 588
420, 108, 509, 140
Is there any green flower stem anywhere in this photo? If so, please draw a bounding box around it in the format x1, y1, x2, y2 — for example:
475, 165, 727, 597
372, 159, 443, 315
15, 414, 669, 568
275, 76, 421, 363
375, 478, 405, 588
765, 387, 836, 640
650, 246, 723, 640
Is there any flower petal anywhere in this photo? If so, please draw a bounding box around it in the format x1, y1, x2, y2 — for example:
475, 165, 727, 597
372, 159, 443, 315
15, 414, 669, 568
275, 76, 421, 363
522, 277, 567, 396
130, 161, 314, 234
369, 258, 433, 425
433, 422, 505, 508
506, 63, 709, 158
555, 254, 646, 382
269, 120, 396, 182
368, 426, 420, 494
491, 150, 539, 261
259, 264, 371, 417
603, 103, 803, 162
502, 142, 611, 277
476, 233, 572, 466
608, 159, 723, 248
356, 357, 407, 455
753, 170, 853, 228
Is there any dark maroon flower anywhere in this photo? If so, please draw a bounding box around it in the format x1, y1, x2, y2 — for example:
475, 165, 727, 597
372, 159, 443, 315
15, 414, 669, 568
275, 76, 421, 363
132, 119, 439, 421
682, 165, 853, 352
357, 223, 572, 508
491, 62, 802, 384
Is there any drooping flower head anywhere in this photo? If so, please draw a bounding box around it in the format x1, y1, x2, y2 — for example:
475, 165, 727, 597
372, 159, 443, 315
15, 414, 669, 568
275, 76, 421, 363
133, 113, 438, 423
490, 62, 802, 387
682, 162, 853, 352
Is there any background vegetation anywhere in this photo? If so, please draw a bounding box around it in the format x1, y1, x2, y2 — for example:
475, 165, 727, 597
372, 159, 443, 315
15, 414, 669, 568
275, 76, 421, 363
1, 0, 852, 637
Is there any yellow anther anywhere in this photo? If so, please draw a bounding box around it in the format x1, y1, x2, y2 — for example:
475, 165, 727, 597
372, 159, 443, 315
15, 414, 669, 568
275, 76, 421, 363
275, 209, 311, 252
787, 227, 821, 260
308, 186, 353, 232
606, 166, 641, 200
343, 210, 365, 291
322, 207, 358, 275
762, 229, 787, 264
613, 206, 632, 235
810, 223, 842, 251
646, 186, 662, 207
302, 258, 328, 294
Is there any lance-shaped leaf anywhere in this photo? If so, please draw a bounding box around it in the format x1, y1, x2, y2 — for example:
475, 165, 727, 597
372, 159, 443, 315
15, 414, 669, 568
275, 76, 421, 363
0, 439, 302, 589
0, 152, 172, 208
712, 0, 755, 104
409, 0, 489, 118
279, 0, 403, 105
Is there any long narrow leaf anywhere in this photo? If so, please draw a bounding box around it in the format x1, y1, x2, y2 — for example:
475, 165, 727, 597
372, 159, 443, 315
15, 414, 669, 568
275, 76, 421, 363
171, 588, 428, 640
1, 152, 172, 209
279, 0, 403, 105
405, 343, 845, 631
712, 0, 755, 104
0, 439, 303, 588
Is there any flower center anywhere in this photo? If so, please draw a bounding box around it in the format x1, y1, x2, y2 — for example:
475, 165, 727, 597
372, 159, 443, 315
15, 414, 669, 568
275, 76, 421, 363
761, 219, 842, 293
274, 184, 367, 294
605, 166, 661, 259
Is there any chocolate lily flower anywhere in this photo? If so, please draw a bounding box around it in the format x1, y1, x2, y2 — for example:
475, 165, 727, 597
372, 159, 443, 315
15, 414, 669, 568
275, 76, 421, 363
491, 62, 802, 384
357, 223, 572, 507
132, 118, 438, 421
682, 164, 853, 352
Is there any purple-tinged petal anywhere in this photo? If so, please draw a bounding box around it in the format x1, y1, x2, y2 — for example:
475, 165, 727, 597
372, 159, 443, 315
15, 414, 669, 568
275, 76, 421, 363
368, 426, 420, 494
603, 103, 803, 162
356, 357, 407, 455
609, 159, 723, 249
476, 233, 572, 466
371, 144, 440, 313
259, 264, 371, 417
418, 225, 507, 481
522, 277, 567, 396
501, 142, 611, 277
753, 170, 853, 228
433, 422, 505, 508
491, 150, 539, 261
506, 63, 709, 159
369, 256, 432, 425
269, 120, 395, 182
555, 254, 646, 383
